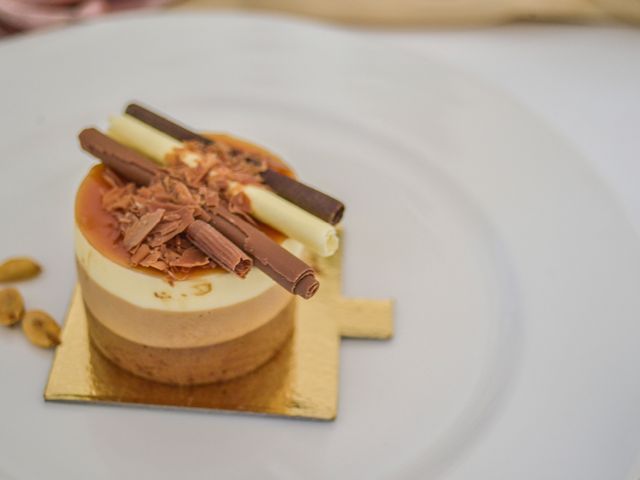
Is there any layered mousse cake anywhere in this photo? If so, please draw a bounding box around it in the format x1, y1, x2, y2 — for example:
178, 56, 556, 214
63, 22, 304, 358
76, 104, 344, 385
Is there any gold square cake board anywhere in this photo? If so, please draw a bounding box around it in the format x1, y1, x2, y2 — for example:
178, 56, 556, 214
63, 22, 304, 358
44, 245, 393, 421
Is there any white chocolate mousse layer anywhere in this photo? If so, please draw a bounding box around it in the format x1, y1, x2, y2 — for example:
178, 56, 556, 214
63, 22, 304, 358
74, 224, 304, 311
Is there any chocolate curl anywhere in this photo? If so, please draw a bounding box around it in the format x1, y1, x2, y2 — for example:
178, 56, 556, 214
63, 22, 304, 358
124, 103, 345, 224
125, 103, 209, 144
79, 128, 161, 186
242, 184, 338, 257
78, 128, 319, 298
208, 206, 320, 299
260, 169, 345, 225
108, 114, 183, 165
186, 221, 252, 278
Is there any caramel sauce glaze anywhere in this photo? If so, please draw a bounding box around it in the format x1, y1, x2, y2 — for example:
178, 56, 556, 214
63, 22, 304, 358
76, 133, 291, 278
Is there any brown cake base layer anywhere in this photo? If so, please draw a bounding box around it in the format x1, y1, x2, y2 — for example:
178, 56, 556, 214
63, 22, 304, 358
86, 302, 295, 386
77, 264, 296, 386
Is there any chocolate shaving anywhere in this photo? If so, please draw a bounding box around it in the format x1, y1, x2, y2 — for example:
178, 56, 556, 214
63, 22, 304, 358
102, 184, 134, 211
79, 128, 161, 186
186, 220, 252, 277
122, 208, 165, 251
102, 168, 125, 188
170, 246, 210, 269
167, 140, 264, 186
124, 103, 345, 224
147, 207, 195, 248
208, 206, 319, 298
228, 191, 252, 216
260, 169, 345, 225
138, 249, 167, 271
131, 244, 151, 265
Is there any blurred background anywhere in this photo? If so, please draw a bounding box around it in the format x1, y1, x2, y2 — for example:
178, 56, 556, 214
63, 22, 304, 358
2, 0, 640, 37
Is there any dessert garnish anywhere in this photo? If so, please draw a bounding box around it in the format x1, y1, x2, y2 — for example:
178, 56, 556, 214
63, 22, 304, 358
79, 129, 318, 296
78, 106, 346, 299
22, 310, 61, 348
106, 113, 340, 258
0, 287, 24, 326
125, 104, 345, 225
0, 257, 41, 282
0, 257, 61, 349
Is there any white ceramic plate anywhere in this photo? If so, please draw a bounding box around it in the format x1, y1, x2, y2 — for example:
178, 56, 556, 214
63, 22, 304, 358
1, 12, 640, 480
